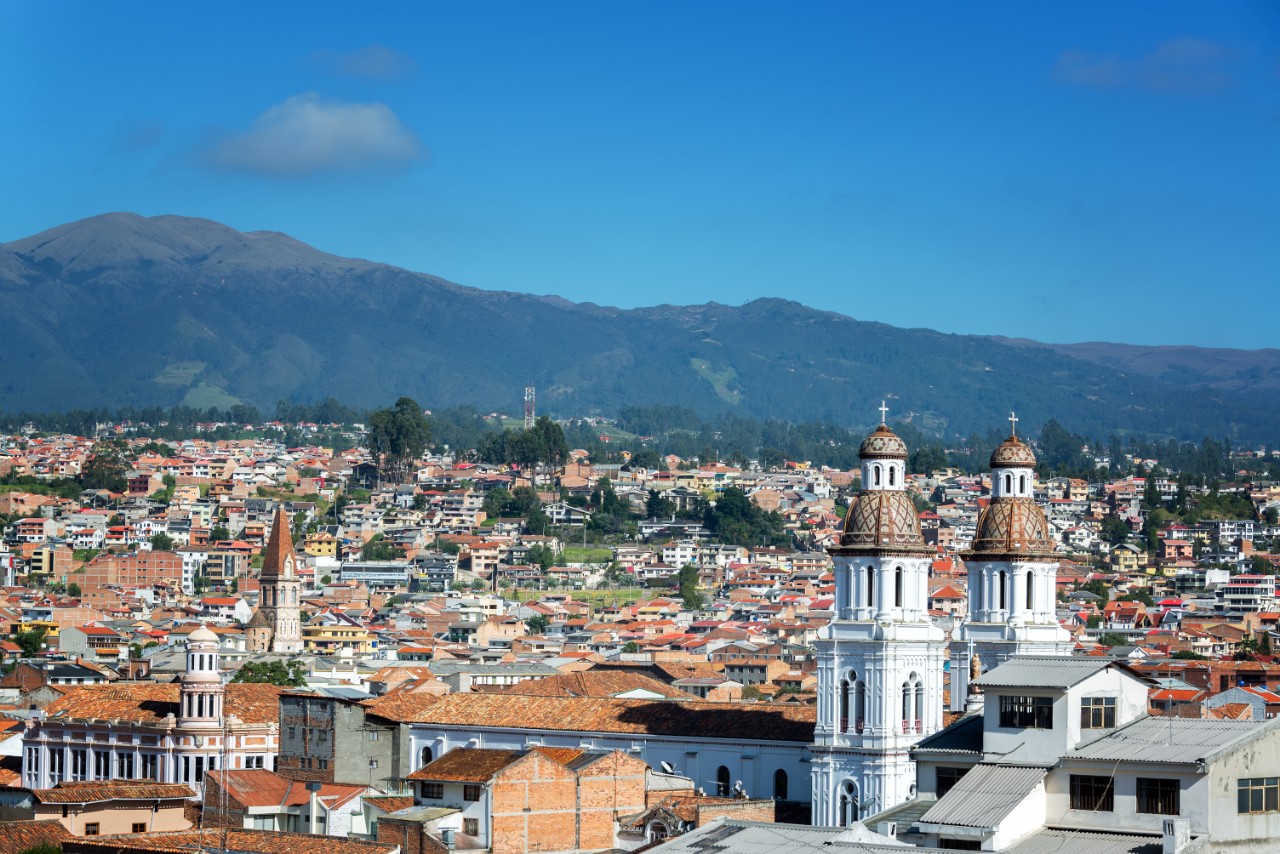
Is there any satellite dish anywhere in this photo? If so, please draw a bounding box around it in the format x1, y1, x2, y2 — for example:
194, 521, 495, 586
660, 761, 675, 774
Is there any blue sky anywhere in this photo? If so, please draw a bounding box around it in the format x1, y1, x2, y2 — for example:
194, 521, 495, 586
2, 2, 1277, 347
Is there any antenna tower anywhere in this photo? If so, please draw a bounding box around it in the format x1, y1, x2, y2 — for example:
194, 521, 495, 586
524, 386, 536, 429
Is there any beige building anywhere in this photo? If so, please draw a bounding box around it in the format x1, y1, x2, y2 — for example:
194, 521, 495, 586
32, 781, 194, 836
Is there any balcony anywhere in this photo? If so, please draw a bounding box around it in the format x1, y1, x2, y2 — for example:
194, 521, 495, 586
901, 719, 922, 734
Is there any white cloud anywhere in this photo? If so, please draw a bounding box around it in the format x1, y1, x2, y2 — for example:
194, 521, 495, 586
209, 93, 422, 176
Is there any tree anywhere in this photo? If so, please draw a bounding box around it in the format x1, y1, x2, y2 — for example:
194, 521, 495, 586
676, 564, 704, 611
67, 582, 81, 598
1172, 650, 1209, 660
15, 626, 46, 656
1100, 515, 1131, 547
209, 525, 231, 543
80, 442, 129, 492
366, 396, 432, 484
150, 533, 176, 551
320, 574, 332, 585
622, 641, 640, 653
1095, 632, 1129, 648
645, 489, 676, 519
362, 535, 400, 561
525, 614, 550, 634
231, 660, 308, 687
527, 544, 556, 571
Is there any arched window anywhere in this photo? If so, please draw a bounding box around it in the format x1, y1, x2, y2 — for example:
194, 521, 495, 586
648, 822, 669, 843
854, 680, 866, 732
866, 566, 875, 609
895, 567, 904, 608
840, 780, 858, 825
840, 678, 850, 732
420, 746, 433, 768
901, 681, 911, 732
1026, 573, 1035, 611
874, 465, 882, 486
774, 769, 789, 800
888, 466, 896, 487
716, 765, 731, 797
1019, 474, 1026, 493
1004, 474, 1013, 493
914, 679, 925, 733
999, 570, 1007, 610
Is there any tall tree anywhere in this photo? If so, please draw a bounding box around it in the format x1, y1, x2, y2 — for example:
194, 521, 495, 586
366, 397, 432, 484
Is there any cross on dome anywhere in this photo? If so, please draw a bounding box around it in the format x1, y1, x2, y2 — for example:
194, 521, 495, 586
1008, 410, 1019, 437
879, 400, 889, 425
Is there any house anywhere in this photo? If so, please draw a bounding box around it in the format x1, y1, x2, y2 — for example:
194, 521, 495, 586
203, 768, 376, 837
30, 781, 194, 835
404, 746, 648, 854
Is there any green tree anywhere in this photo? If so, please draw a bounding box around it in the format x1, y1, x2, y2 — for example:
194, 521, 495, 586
1095, 632, 1129, 648
526, 544, 557, 571
80, 442, 129, 492
645, 489, 676, 519
15, 627, 46, 656
67, 582, 81, 598
150, 532, 176, 551
1172, 650, 1209, 660
676, 564, 704, 610
1101, 515, 1131, 547
362, 535, 401, 561
209, 525, 231, 542
366, 396, 432, 484
525, 614, 550, 634
622, 641, 640, 653
231, 660, 308, 687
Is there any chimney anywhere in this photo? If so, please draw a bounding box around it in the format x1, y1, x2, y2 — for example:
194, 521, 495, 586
1162, 818, 1191, 854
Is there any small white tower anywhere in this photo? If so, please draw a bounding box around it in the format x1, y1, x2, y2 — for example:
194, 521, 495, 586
178, 624, 224, 729
950, 413, 1073, 710
811, 406, 947, 826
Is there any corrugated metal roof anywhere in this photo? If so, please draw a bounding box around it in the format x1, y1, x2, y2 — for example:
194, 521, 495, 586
636, 819, 946, 854
918, 764, 1047, 828
1007, 828, 1164, 854
973, 656, 1118, 689
1065, 716, 1265, 764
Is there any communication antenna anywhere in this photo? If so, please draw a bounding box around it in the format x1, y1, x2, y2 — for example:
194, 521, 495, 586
524, 387, 536, 430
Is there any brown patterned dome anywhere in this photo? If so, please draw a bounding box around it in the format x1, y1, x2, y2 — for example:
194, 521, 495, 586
990, 435, 1037, 469
966, 498, 1058, 558
859, 424, 908, 460
839, 490, 926, 551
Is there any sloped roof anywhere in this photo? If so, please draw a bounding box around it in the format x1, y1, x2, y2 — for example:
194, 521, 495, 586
211, 769, 365, 809
33, 781, 194, 803
919, 764, 1047, 828
406, 748, 524, 782
497, 671, 689, 699
41, 682, 285, 725
406, 693, 816, 742
61, 829, 397, 854
973, 656, 1142, 690
1065, 716, 1271, 764
0, 820, 73, 854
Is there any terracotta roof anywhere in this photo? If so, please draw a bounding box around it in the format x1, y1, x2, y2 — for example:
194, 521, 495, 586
360, 689, 442, 722
210, 770, 365, 809
362, 795, 416, 813
498, 672, 689, 699
60, 829, 397, 854
407, 748, 525, 782
406, 693, 815, 742
34, 781, 196, 804
42, 682, 285, 725
0, 820, 74, 854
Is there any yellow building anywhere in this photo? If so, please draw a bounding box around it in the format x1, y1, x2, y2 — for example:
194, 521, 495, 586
302, 623, 375, 655
1109, 543, 1145, 574
303, 531, 338, 558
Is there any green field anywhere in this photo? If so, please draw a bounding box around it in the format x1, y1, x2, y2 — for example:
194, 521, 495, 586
561, 546, 615, 563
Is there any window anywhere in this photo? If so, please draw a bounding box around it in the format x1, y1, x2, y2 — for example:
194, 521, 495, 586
71, 749, 87, 779
999, 695, 1053, 729
774, 769, 788, 800
422, 783, 444, 799
940, 841, 982, 851
420, 746, 434, 767
317, 759, 328, 770
85, 823, 100, 836
1238, 777, 1279, 814
936, 767, 969, 798
1137, 778, 1180, 815
132, 823, 147, 833
141, 753, 158, 780
716, 766, 731, 797
463, 818, 479, 836
1081, 697, 1117, 729
94, 750, 111, 778
368, 731, 379, 741
369, 760, 379, 769
463, 784, 482, 802
1070, 775, 1114, 811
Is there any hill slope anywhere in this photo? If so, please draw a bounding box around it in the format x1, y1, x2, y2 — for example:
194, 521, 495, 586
2, 213, 1277, 441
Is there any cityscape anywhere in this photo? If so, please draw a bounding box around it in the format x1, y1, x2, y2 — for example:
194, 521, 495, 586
2, 3, 1276, 854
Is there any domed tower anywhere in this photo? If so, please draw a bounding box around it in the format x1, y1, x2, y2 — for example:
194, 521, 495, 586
949, 414, 1072, 711
178, 624, 224, 729
811, 405, 946, 826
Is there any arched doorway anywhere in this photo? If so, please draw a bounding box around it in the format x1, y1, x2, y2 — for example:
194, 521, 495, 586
716, 765, 731, 797
774, 769, 788, 800
839, 780, 859, 825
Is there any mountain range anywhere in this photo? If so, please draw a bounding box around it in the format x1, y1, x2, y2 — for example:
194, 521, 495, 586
2, 212, 1278, 442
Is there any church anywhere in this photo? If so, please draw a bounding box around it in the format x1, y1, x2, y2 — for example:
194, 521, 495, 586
810, 409, 1072, 824
245, 508, 304, 654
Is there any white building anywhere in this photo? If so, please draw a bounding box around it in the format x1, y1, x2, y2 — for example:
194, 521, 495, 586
811, 415, 948, 824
